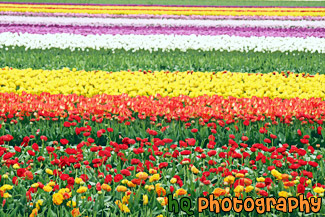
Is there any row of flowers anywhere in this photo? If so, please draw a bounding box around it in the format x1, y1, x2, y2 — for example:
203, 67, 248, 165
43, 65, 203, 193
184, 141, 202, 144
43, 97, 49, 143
3, 3, 325, 7
1, 32, 324, 52
0, 68, 324, 98
2, 16, 324, 28
0, 96, 324, 216
1, 16, 323, 38
0, 92, 324, 126
0, 4, 324, 16
2, 24, 323, 38
1, 12, 324, 20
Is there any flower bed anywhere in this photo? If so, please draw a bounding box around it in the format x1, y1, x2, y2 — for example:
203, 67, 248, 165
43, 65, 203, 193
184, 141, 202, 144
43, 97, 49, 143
0, 69, 324, 98
0, 92, 324, 216
0, 2, 324, 217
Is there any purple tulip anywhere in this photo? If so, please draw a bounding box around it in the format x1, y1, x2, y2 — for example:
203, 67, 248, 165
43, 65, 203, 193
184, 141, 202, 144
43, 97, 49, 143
1, 24, 324, 38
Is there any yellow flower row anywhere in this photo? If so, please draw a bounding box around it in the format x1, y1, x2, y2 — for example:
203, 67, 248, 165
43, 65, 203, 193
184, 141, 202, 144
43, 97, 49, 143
0, 4, 324, 16
0, 68, 324, 99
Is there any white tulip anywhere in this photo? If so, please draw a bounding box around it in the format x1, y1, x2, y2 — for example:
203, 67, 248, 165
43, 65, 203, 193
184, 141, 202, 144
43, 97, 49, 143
0, 15, 324, 28
0, 32, 324, 53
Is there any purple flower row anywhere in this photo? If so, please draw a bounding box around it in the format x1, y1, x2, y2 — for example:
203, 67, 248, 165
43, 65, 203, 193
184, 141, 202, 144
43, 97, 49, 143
0, 11, 324, 21
1, 2, 324, 8
2, 24, 324, 38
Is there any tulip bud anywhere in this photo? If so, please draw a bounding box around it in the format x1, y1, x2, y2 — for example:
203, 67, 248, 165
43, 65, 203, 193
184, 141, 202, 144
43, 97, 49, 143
13, 164, 20, 169
182, 160, 189, 165
98, 191, 102, 195
296, 176, 300, 180
31, 183, 39, 188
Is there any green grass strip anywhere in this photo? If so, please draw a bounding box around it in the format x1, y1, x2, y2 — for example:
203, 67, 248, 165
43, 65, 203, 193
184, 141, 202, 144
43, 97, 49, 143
1, 47, 324, 74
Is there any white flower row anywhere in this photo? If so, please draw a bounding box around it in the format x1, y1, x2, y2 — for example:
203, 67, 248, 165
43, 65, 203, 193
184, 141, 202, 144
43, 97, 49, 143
0, 32, 324, 53
0, 15, 324, 28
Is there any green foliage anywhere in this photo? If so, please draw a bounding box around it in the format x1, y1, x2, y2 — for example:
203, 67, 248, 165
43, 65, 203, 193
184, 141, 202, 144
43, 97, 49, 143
2, 116, 324, 148
0, 47, 324, 74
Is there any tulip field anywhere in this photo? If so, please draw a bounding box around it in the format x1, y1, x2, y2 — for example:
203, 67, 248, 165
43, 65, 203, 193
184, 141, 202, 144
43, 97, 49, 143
0, 1, 325, 217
